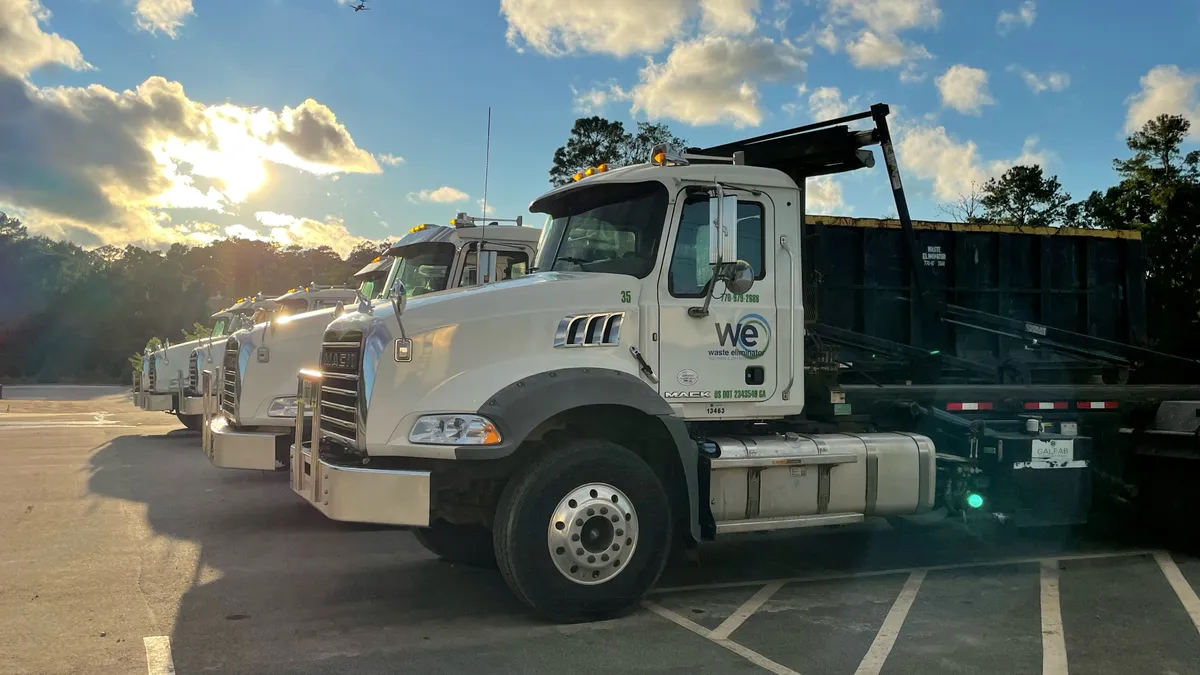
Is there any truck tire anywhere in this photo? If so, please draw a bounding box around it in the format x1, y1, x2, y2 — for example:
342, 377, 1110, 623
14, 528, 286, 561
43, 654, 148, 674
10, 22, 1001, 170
413, 520, 497, 568
493, 438, 672, 622
176, 413, 202, 432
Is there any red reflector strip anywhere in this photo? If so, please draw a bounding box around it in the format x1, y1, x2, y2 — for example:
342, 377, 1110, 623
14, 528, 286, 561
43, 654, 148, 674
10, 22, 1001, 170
1077, 401, 1118, 409
946, 402, 993, 411
1024, 402, 1069, 410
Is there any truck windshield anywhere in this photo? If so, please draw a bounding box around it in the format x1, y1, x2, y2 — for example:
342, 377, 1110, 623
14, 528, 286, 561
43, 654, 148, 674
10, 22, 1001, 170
383, 243, 456, 298
532, 181, 668, 279
211, 318, 227, 338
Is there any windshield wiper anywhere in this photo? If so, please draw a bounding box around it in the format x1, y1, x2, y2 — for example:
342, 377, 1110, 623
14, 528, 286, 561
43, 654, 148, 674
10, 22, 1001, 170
555, 256, 590, 266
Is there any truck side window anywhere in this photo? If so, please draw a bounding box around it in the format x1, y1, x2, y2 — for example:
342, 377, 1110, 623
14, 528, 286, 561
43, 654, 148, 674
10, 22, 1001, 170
668, 199, 765, 297
496, 251, 529, 281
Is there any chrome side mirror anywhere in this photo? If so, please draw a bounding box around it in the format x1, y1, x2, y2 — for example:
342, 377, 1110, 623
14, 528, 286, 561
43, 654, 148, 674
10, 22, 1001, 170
722, 259, 755, 296
391, 279, 407, 317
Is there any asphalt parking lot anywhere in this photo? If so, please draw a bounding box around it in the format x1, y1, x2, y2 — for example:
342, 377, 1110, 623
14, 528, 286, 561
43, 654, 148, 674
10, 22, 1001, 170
3, 386, 1200, 675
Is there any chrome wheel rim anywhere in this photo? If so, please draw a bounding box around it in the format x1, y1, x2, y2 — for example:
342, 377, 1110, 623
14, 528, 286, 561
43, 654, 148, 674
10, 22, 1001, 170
547, 482, 639, 585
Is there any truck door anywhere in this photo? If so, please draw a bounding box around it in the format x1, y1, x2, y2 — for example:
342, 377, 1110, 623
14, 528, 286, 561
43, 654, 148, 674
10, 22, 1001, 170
656, 190, 776, 413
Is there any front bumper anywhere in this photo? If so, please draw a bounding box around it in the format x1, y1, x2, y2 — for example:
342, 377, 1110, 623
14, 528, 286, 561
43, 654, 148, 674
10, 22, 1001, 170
291, 443, 431, 526
179, 395, 214, 416
141, 393, 173, 412
204, 415, 284, 471
289, 370, 430, 527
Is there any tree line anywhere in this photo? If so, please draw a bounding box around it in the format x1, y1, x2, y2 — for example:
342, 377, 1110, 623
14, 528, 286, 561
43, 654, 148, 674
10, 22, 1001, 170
0, 221, 388, 384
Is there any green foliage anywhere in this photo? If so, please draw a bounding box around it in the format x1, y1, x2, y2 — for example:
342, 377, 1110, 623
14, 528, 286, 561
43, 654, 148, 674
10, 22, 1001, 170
0, 217, 386, 384
549, 117, 688, 186
980, 165, 1072, 226
180, 322, 212, 341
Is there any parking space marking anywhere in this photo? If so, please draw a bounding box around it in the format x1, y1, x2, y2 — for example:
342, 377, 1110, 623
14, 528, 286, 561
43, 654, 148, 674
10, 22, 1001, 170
853, 570, 925, 675
1040, 561, 1068, 675
143, 636, 176, 675
643, 599, 802, 675
652, 548, 1164, 595
709, 581, 784, 640
1154, 552, 1200, 634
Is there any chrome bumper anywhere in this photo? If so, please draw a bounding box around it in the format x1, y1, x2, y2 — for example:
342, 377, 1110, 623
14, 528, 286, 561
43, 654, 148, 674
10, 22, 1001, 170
141, 393, 173, 412
204, 415, 282, 470
290, 370, 431, 527
178, 395, 212, 416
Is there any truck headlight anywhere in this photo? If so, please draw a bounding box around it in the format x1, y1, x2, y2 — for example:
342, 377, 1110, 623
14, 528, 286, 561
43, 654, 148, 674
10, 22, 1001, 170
409, 414, 501, 445
267, 396, 313, 418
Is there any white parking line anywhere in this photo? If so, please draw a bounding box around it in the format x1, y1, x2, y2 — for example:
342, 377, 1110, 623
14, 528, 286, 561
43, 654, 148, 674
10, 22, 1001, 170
652, 548, 1163, 595
853, 570, 925, 675
143, 636, 176, 675
643, 600, 801, 675
709, 581, 784, 640
1154, 552, 1200, 634
1040, 561, 1069, 675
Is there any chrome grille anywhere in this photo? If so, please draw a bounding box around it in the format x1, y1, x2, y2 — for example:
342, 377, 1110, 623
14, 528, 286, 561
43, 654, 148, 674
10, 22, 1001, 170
188, 352, 199, 395
221, 338, 238, 417
318, 331, 362, 447
147, 355, 157, 391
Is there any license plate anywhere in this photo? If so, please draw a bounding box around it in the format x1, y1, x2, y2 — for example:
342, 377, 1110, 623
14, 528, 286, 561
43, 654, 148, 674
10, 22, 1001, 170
1031, 439, 1073, 467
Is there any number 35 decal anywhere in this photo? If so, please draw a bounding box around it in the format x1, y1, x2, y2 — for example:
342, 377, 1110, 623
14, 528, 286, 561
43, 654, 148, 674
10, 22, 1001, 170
620, 290, 632, 303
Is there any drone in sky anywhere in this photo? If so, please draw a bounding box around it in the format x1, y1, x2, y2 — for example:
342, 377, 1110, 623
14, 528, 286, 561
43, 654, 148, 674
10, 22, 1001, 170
351, 1, 370, 12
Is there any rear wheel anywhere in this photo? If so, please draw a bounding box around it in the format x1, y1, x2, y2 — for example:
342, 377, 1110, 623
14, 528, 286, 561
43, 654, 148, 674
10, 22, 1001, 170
493, 438, 672, 622
176, 413, 202, 431
413, 520, 497, 568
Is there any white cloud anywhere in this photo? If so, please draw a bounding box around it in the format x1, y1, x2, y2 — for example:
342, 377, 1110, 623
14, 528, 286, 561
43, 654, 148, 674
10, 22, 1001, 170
0, 0, 91, 76
134, 0, 194, 38
253, 211, 368, 256
407, 186, 469, 204
699, 0, 759, 34
997, 1, 1036, 35
826, 0, 941, 34
806, 175, 844, 213
822, 0, 939, 71
571, 82, 632, 114
500, 0, 693, 57
936, 65, 994, 115
376, 153, 405, 166
500, 0, 763, 56
807, 86, 858, 120
630, 35, 807, 128
1009, 66, 1070, 94
843, 30, 930, 69
898, 125, 1048, 201
814, 24, 839, 52
1124, 65, 1200, 138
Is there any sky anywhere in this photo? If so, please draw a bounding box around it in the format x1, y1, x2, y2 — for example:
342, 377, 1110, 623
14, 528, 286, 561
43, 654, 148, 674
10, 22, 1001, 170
0, 0, 1198, 255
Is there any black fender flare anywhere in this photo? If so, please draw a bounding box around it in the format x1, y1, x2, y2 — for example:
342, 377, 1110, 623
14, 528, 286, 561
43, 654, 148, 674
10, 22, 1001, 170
471, 367, 700, 542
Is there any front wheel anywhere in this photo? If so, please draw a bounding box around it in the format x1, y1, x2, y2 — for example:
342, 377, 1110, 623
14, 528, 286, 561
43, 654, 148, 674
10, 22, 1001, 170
493, 439, 672, 622
176, 413, 202, 431
413, 520, 497, 568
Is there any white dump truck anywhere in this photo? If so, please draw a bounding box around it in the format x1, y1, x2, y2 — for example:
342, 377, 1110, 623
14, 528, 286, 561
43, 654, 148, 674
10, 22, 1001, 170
183, 278, 387, 434
136, 298, 267, 426
203, 217, 539, 471
288, 104, 1200, 621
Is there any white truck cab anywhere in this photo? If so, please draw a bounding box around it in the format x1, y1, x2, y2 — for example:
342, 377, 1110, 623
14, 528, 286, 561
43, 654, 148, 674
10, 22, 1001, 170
184, 282, 372, 431
136, 300, 261, 423
288, 105, 975, 621
202, 218, 539, 471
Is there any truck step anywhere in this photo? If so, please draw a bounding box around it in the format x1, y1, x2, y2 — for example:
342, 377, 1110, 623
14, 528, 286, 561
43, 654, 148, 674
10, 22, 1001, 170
714, 512, 865, 535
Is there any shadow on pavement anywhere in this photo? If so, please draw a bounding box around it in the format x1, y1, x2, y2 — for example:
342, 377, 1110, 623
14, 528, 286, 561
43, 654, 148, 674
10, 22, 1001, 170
87, 432, 538, 674
84, 428, 1148, 674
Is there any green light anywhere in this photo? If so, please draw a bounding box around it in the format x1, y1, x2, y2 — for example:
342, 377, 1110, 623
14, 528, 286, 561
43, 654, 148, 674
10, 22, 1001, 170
966, 493, 984, 509
929, 349, 941, 355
